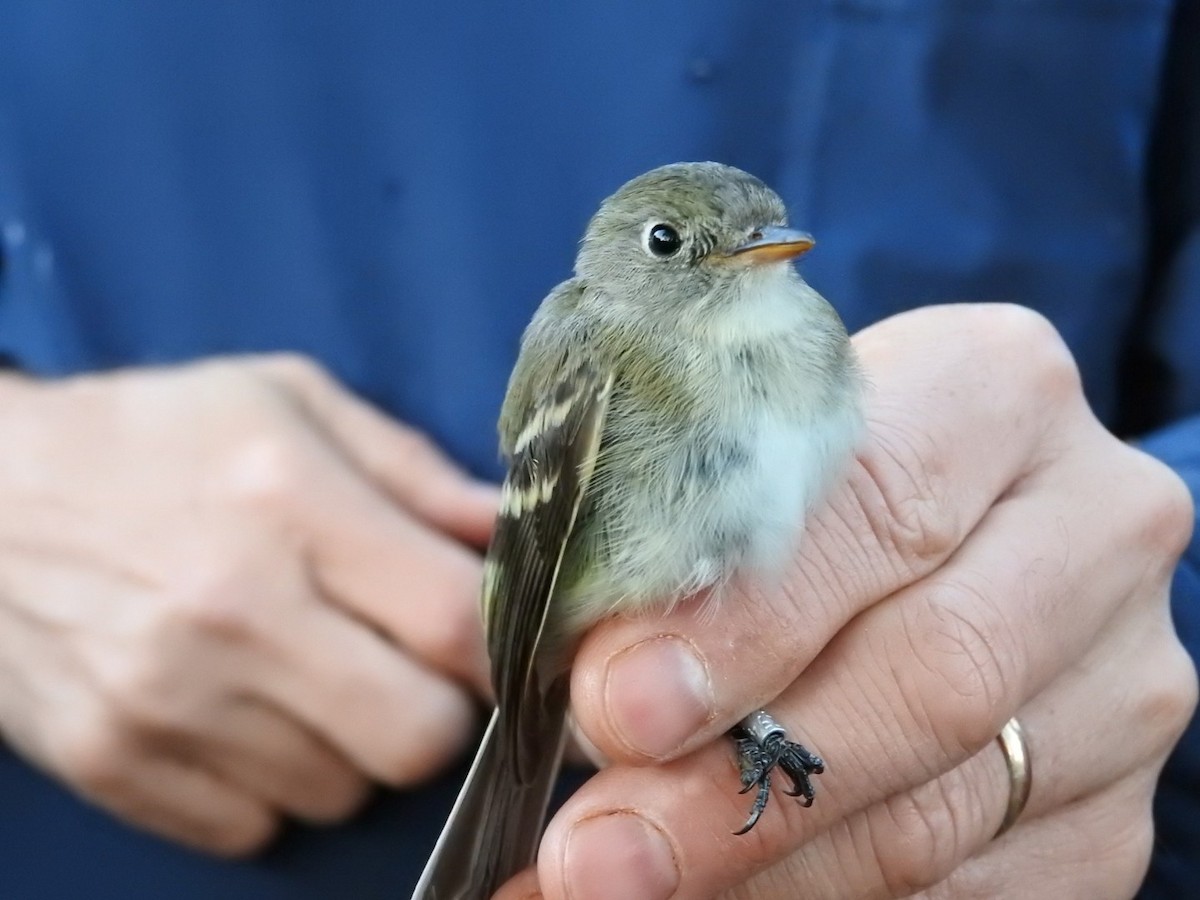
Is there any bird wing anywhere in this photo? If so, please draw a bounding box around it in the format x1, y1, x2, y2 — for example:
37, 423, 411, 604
481, 360, 612, 784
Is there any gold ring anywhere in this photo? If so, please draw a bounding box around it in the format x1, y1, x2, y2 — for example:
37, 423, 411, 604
994, 717, 1032, 839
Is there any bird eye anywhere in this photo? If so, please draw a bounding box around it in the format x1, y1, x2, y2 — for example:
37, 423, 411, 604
645, 223, 682, 258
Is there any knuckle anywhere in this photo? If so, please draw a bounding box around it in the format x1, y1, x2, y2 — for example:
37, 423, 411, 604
55, 712, 133, 797
873, 785, 969, 897
207, 812, 281, 858
216, 430, 309, 517
256, 352, 331, 391
375, 693, 473, 787
978, 305, 1082, 405
175, 591, 262, 647
95, 653, 171, 725
389, 425, 442, 473
1128, 452, 1195, 561
1028, 338, 1082, 410
299, 776, 372, 824
87, 635, 210, 738
414, 581, 485, 668
164, 558, 270, 646
1138, 634, 1199, 752
849, 441, 963, 579
383, 739, 459, 789
898, 582, 1010, 755
192, 358, 282, 408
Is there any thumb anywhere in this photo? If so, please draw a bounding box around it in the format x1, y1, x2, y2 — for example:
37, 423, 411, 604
249, 354, 499, 548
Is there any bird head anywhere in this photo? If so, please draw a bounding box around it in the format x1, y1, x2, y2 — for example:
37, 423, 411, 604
574, 162, 814, 318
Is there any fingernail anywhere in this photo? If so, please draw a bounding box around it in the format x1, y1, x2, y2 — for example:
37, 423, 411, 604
564, 812, 679, 900
605, 635, 713, 758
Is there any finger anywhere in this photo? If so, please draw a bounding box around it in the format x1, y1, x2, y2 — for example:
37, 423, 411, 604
255, 597, 478, 787
714, 603, 1191, 899
722, 746, 1012, 900
764, 439, 1180, 825
1004, 598, 1196, 825
306, 492, 494, 697
213, 391, 492, 695
59, 725, 278, 857
110, 760, 278, 858
539, 567, 1192, 900
538, 454, 1190, 898
250, 353, 499, 547
22, 510, 474, 822
913, 775, 1158, 900
177, 698, 371, 824
719, 774, 1159, 900
572, 305, 1102, 763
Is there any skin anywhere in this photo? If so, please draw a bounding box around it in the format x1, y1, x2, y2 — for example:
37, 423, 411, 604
0, 304, 1191, 895
494, 303, 1196, 900
0, 354, 497, 854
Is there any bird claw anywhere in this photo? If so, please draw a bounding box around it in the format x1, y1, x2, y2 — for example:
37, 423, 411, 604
730, 724, 824, 834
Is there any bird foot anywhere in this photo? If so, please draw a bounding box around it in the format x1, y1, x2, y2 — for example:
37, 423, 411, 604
730, 711, 824, 835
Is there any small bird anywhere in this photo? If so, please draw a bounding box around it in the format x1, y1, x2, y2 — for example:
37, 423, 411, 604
412, 162, 863, 899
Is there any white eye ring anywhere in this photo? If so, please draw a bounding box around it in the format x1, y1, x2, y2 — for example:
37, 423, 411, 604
642, 221, 683, 258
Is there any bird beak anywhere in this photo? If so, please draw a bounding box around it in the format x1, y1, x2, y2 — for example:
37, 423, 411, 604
727, 226, 815, 264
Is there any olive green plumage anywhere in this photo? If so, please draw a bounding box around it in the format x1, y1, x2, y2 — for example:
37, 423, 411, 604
413, 162, 862, 900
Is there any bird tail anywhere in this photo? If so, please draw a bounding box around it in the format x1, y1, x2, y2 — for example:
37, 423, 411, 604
410, 705, 568, 900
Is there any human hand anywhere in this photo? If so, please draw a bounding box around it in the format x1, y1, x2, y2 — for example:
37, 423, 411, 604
497, 304, 1197, 899
0, 355, 497, 855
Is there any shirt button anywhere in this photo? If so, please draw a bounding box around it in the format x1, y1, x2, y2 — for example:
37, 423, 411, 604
687, 57, 717, 83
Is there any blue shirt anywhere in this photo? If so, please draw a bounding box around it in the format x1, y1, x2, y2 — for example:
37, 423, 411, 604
1, 2, 1197, 896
